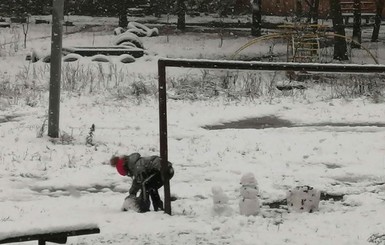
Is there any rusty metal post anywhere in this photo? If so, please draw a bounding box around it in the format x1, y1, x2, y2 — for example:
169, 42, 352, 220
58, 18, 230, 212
48, 0, 64, 138
158, 60, 171, 215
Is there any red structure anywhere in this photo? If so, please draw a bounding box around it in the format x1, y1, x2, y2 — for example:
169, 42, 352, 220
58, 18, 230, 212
261, 0, 378, 18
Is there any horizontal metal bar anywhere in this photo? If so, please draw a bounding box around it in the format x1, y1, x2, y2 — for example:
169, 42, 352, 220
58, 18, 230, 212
158, 58, 385, 73
0, 228, 100, 244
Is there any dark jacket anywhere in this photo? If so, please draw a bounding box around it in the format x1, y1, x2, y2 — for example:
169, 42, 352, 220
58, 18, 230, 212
122, 153, 172, 196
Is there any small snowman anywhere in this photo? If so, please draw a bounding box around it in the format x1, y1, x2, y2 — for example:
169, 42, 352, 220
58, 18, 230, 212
211, 186, 232, 216
286, 185, 321, 213
239, 172, 260, 216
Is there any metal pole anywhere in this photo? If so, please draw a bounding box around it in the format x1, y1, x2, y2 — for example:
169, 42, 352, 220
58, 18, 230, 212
48, 0, 64, 138
158, 61, 171, 215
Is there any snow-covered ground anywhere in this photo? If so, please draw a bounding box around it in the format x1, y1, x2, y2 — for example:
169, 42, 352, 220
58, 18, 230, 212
1, 15, 385, 245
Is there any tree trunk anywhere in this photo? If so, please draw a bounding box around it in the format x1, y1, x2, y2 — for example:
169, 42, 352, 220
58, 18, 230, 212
352, 0, 362, 48
295, 0, 303, 21
372, 0, 385, 41
330, 0, 349, 60
311, 0, 320, 24
177, 0, 186, 30
118, 0, 128, 28
251, 0, 262, 36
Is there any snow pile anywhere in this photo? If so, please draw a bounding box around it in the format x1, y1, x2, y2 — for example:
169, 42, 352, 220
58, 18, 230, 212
239, 173, 260, 216
286, 185, 321, 213
211, 186, 232, 216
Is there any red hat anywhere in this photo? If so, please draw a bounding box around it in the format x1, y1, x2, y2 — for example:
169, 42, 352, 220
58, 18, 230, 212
116, 158, 127, 176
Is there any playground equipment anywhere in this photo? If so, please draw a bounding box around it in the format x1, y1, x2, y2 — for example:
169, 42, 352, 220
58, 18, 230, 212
231, 22, 379, 64
280, 23, 326, 63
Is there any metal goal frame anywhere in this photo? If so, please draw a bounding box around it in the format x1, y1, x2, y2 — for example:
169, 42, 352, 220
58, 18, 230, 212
158, 58, 385, 215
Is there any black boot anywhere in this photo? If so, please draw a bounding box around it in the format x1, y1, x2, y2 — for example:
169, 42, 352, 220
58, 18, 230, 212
137, 191, 151, 213
149, 189, 163, 211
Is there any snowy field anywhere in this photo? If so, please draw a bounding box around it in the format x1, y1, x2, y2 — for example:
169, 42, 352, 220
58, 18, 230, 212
1, 15, 385, 245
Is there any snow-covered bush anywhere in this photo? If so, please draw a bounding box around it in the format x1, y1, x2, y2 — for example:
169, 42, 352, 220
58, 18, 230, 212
286, 185, 321, 213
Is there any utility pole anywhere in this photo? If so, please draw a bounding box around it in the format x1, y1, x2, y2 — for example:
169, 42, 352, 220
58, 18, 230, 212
48, 0, 64, 138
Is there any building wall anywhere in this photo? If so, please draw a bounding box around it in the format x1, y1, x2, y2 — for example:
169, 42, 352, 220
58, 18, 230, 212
261, 0, 379, 18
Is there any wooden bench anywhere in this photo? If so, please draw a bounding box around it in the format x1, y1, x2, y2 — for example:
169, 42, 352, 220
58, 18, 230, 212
0, 227, 100, 245
62, 46, 144, 58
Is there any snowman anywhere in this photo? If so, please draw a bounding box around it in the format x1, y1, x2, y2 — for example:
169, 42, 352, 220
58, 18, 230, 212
239, 172, 260, 216
286, 185, 321, 213
211, 186, 232, 216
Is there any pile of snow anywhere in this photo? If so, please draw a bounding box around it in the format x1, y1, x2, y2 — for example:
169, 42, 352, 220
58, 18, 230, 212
239, 172, 260, 216
286, 185, 321, 213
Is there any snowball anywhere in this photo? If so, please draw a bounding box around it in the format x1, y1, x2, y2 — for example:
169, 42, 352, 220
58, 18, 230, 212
240, 172, 258, 186
239, 198, 260, 216
121, 197, 139, 212
112, 32, 144, 49
211, 186, 232, 216
240, 186, 258, 199
286, 185, 321, 213
212, 186, 229, 205
212, 203, 233, 217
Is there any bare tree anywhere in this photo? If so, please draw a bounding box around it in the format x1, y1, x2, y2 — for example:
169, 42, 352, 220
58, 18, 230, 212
117, 0, 129, 28
371, 0, 385, 41
352, 0, 362, 48
251, 0, 262, 36
177, 0, 186, 30
310, 0, 320, 24
330, 0, 349, 60
22, 15, 30, 48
